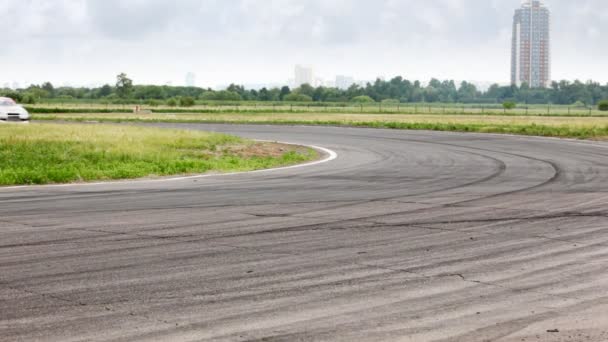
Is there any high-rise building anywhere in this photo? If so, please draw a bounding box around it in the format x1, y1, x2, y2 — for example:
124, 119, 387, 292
511, 0, 551, 88
185, 72, 196, 87
294, 65, 314, 87
335, 75, 355, 90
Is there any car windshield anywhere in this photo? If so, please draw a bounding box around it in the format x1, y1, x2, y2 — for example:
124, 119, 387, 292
0, 98, 16, 106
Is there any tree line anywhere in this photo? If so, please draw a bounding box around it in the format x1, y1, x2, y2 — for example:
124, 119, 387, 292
2, 73, 607, 107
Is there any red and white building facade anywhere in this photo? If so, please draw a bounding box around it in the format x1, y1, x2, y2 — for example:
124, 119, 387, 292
511, 0, 551, 88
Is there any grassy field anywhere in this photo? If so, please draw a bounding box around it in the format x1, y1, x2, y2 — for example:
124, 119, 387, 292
33, 112, 608, 140
0, 123, 317, 186
26, 103, 607, 117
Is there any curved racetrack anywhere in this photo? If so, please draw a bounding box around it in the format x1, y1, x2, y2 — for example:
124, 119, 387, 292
1, 124, 608, 342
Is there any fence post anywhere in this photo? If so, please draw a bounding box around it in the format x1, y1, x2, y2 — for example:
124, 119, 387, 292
414, 105, 417, 114
429, 106, 431, 113
379, 103, 382, 113
360, 104, 363, 113
589, 107, 592, 115
481, 106, 484, 114
397, 104, 400, 113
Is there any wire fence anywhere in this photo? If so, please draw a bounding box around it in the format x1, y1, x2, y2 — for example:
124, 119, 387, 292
27, 102, 607, 117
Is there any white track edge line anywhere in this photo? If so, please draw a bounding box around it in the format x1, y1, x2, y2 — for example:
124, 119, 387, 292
0, 142, 338, 191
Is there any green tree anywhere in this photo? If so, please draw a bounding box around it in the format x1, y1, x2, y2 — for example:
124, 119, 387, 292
313, 87, 327, 102
298, 84, 315, 97
166, 98, 178, 107
267, 88, 281, 101
598, 100, 608, 111
283, 93, 313, 102
503, 101, 517, 110
25, 87, 50, 100
200, 90, 242, 101
42, 82, 55, 97
115, 73, 133, 99
424, 86, 440, 102
457, 81, 478, 102
94, 84, 111, 98
3, 92, 22, 102
21, 93, 37, 104
279, 86, 291, 100
258, 88, 271, 101
179, 96, 196, 107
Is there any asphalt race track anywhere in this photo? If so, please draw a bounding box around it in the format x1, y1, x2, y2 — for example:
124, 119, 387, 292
1, 124, 608, 342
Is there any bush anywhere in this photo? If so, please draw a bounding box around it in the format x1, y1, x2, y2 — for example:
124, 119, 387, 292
502, 101, 517, 110
166, 98, 178, 107
103, 94, 119, 101
146, 99, 162, 107
21, 93, 37, 104
283, 93, 313, 102
572, 100, 586, 108
598, 100, 608, 111
179, 96, 196, 107
200, 90, 242, 101
351, 95, 375, 103
381, 99, 400, 104
3, 92, 22, 102
109, 99, 131, 105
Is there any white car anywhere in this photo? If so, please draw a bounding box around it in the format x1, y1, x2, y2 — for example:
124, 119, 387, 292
0, 97, 30, 122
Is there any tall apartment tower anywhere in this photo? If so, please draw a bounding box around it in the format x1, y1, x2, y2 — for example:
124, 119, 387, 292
185, 72, 196, 87
294, 65, 314, 87
511, 0, 551, 88
335, 75, 355, 90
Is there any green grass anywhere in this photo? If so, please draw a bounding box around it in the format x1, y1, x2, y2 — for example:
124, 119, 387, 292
32, 113, 608, 140
25, 104, 608, 117
0, 124, 316, 186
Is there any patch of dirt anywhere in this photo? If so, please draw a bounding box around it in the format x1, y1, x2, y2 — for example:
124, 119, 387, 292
216, 142, 317, 159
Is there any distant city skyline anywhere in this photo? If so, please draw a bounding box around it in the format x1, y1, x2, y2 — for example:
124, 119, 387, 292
0, 72, 502, 93
1, 1, 607, 88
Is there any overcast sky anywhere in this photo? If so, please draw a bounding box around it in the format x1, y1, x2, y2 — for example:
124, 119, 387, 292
1, 0, 606, 88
